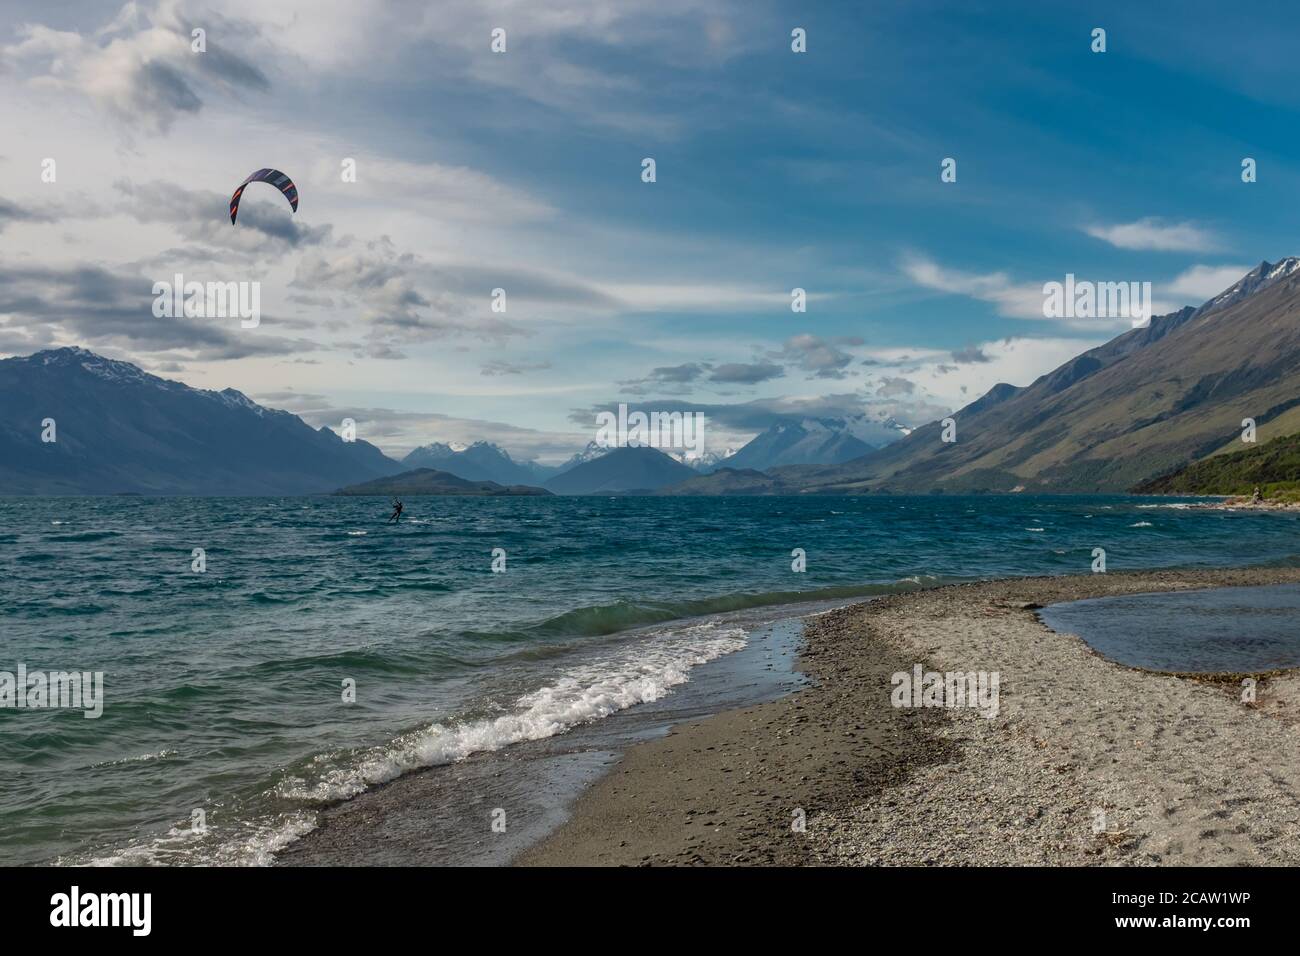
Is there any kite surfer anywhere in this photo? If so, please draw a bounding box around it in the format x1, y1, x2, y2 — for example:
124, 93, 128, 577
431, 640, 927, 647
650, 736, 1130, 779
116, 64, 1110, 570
388, 498, 404, 523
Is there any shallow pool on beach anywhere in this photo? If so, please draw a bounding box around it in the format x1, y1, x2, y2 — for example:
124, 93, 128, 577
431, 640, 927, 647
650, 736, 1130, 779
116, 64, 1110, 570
1039, 584, 1300, 673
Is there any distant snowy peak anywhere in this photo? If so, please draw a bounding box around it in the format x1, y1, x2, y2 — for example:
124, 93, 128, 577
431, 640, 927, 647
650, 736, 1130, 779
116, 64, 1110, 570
36, 346, 160, 388
401, 439, 545, 485
216, 387, 269, 417
555, 441, 612, 469
718, 414, 911, 471
408, 439, 504, 458
29, 348, 281, 418
666, 447, 737, 471
1199, 258, 1300, 317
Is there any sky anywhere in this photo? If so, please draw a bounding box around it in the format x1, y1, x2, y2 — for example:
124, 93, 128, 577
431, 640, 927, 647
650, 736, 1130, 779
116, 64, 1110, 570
2, 0, 1299, 463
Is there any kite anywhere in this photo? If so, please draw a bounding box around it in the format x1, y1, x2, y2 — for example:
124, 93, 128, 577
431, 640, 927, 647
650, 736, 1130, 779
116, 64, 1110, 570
229, 168, 298, 224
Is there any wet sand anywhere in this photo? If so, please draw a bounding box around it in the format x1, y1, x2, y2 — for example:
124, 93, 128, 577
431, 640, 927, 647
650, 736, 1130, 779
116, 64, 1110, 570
520, 567, 1300, 866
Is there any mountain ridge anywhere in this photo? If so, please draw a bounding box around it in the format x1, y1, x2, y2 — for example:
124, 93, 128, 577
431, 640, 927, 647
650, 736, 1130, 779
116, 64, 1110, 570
653, 259, 1300, 495
0, 347, 402, 494
544, 446, 696, 494
334, 467, 551, 496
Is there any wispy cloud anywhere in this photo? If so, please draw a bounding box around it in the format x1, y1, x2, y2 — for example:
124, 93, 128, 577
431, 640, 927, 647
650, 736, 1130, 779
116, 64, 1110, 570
1083, 218, 1220, 253
901, 255, 1045, 320
481, 359, 552, 376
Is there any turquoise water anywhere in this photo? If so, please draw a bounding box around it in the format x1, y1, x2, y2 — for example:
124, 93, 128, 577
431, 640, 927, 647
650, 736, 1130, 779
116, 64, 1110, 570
1, 493, 1296, 865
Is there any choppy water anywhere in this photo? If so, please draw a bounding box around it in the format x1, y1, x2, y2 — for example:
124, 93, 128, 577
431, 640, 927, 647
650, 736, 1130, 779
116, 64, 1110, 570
1, 493, 1296, 866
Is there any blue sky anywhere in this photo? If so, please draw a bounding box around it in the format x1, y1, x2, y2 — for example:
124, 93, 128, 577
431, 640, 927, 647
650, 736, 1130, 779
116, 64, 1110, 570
2, 0, 1298, 461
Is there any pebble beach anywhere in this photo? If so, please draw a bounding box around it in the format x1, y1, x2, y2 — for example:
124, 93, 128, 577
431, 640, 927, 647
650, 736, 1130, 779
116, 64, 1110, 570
521, 567, 1300, 866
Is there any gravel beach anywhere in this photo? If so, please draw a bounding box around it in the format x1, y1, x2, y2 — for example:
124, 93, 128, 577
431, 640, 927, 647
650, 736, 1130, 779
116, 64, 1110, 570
520, 567, 1300, 866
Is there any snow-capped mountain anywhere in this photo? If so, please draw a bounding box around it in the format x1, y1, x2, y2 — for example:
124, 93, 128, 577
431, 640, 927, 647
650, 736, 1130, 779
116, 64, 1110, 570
549, 441, 736, 476
402, 440, 549, 485
669, 447, 739, 472
1196, 258, 1300, 318
0, 348, 401, 494
719, 415, 910, 471
548, 441, 612, 476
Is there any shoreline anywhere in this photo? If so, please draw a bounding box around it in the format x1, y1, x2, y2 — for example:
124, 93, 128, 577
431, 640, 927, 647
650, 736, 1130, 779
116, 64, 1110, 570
1207, 496, 1300, 512
519, 566, 1300, 866
275, 608, 816, 866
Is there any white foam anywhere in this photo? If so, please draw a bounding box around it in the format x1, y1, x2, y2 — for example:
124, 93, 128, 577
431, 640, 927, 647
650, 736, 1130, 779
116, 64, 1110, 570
80, 812, 318, 868
276, 623, 747, 804
90, 749, 177, 769
80, 621, 752, 866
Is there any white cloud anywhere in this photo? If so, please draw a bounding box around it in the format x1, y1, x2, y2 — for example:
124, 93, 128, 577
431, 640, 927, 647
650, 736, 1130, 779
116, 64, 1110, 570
1163, 263, 1251, 301
307, 157, 554, 225
593, 282, 793, 312
1083, 218, 1219, 253
5, 1, 271, 133
864, 336, 1106, 421
901, 255, 1045, 320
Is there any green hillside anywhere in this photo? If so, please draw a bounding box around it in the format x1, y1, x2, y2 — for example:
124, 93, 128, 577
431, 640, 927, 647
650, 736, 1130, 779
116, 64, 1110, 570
1136, 433, 1300, 499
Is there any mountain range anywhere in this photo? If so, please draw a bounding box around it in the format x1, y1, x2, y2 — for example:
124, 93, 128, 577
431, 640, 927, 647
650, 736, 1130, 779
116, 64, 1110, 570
668, 259, 1300, 495
0, 348, 400, 495
5, 259, 1298, 496
719, 416, 909, 471
0, 348, 903, 495
403, 441, 553, 485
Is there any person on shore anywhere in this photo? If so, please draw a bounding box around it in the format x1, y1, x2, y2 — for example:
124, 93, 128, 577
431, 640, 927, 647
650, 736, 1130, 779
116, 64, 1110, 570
388, 498, 404, 523
1252, 485, 1263, 503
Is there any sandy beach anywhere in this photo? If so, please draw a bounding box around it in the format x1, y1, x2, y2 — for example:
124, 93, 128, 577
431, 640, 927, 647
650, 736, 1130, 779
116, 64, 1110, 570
520, 567, 1300, 866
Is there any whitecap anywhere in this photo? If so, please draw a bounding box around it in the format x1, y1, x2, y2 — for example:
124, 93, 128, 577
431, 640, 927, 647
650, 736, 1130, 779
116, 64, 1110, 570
275, 623, 748, 805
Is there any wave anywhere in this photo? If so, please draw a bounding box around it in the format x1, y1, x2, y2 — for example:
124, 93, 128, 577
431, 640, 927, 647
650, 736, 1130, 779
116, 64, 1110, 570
274, 621, 749, 805
89, 749, 178, 770
80, 621, 753, 866
79, 811, 318, 868
48, 530, 123, 543
470, 578, 953, 643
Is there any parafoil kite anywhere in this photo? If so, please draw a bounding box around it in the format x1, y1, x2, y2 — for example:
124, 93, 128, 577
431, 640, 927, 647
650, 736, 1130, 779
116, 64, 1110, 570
229, 168, 299, 224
